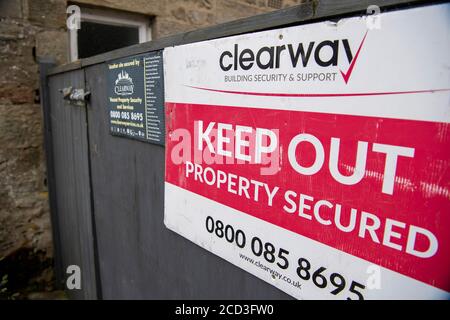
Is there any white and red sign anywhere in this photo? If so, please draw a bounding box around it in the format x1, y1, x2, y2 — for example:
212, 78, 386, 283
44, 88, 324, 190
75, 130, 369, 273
163, 3, 450, 299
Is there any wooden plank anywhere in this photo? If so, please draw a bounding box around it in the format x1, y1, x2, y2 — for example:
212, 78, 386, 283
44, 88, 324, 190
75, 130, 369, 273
48, 70, 98, 299
48, 60, 82, 76
38, 58, 64, 286
48, 0, 428, 75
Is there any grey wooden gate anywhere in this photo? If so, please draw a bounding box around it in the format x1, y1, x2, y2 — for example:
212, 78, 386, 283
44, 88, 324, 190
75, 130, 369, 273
45, 70, 98, 299
41, 0, 427, 299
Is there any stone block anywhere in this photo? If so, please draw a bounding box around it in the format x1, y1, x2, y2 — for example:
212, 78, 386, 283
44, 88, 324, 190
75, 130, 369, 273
73, 0, 164, 17
36, 30, 68, 64
216, 0, 270, 24
0, 0, 23, 19
153, 16, 194, 39
27, 0, 66, 28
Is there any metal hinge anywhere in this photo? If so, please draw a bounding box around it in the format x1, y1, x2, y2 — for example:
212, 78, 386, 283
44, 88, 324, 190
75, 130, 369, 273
60, 86, 91, 105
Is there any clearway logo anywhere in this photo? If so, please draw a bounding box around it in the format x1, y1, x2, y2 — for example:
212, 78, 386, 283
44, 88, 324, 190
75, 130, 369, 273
339, 31, 368, 84
219, 31, 369, 84
114, 70, 134, 95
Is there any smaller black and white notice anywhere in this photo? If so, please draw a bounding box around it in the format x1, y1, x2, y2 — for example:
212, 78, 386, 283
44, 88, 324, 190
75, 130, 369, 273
107, 50, 165, 145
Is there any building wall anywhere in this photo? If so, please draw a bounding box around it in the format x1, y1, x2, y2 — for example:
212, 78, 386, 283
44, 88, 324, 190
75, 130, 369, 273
0, 0, 305, 295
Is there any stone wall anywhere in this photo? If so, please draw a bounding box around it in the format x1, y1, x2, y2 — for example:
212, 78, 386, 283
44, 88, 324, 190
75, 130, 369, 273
0, 0, 305, 297
0, 0, 67, 298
